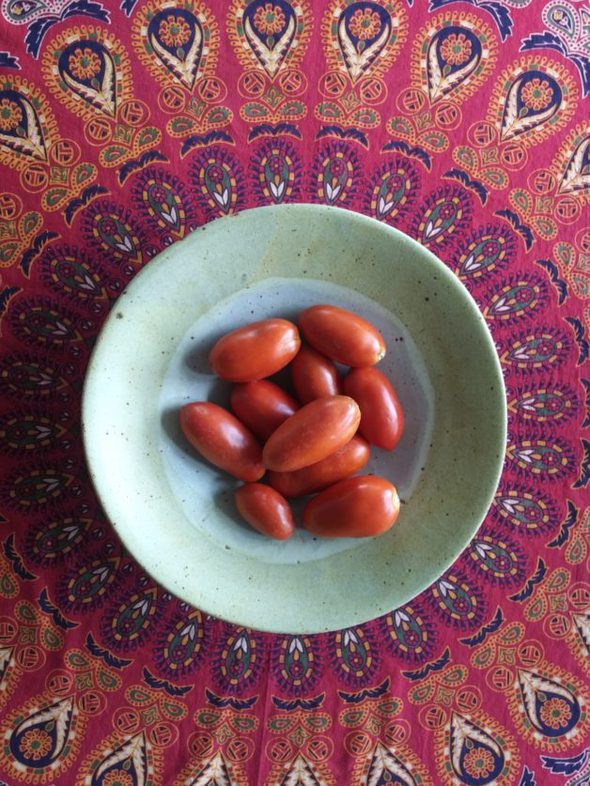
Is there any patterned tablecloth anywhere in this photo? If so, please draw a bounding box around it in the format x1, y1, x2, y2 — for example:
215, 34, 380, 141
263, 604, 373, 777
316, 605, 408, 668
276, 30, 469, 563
1, 0, 590, 783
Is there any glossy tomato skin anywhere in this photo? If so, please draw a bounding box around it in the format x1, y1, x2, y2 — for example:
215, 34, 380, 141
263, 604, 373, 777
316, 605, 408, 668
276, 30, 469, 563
303, 475, 400, 538
235, 483, 294, 540
263, 395, 361, 472
268, 435, 370, 497
291, 344, 341, 404
209, 319, 300, 382
343, 367, 404, 450
180, 402, 264, 482
298, 305, 386, 367
230, 381, 298, 441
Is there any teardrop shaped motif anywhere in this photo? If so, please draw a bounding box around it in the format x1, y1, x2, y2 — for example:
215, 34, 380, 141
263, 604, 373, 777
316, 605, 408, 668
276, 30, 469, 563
484, 277, 547, 322
448, 713, 505, 784
62, 558, 120, 611
58, 41, 117, 116
275, 635, 319, 694
0, 356, 70, 399
492, 489, 555, 534
331, 626, 376, 685
337, 2, 393, 83
156, 609, 205, 678
500, 70, 562, 143
366, 742, 418, 785
0, 413, 67, 453
90, 732, 150, 786
502, 331, 569, 370
427, 26, 482, 103
9, 697, 76, 768
456, 224, 516, 279
148, 8, 204, 89
507, 439, 571, 477
383, 604, 434, 661
242, 0, 298, 78
103, 587, 159, 650
216, 627, 260, 691
509, 387, 575, 422
26, 517, 91, 565
40, 248, 110, 305
469, 534, 523, 585
518, 669, 581, 737
0, 88, 47, 160
431, 573, 484, 628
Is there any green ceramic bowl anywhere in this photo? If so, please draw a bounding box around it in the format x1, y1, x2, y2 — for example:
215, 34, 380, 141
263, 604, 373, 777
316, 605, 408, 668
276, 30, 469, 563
82, 204, 506, 633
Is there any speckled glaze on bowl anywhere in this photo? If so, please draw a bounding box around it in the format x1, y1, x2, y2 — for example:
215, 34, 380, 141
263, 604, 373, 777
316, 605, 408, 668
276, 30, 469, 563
82, 204, 506, 634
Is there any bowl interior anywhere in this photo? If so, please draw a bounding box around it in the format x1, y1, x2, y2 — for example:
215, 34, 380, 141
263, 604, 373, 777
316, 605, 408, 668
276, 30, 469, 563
82, 204, 506, 633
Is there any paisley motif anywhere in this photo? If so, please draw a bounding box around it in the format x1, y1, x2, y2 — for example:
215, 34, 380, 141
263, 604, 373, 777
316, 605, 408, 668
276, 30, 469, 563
506, 437, 573, 478
488, 58, 578, 149
455, 224, 516, 280
183, 750, 236, 785
499, 329, 571, 370
0, 353, 74, 400
24, 515, 92, 565
147, 7, 203, 89
468, 534, 524, 585
241, 0, 297, 78
82, 200, 152, 266
517, 669, 581, 737
2, 465, 78, 509
0, 410, 69, 453
543, 1, 579, 42
382, 604, 436, 662
338, 2, 393, 82
367, 157, 420, 223
155, 608, 206, 679
192, 148, 244, 218
365, 742, 418, 786
59, 556, 121, 612
322, 0, 408, 83
57, 40, 117, 116
8, 696, 76, 768
330, 626, 378, 686
102, 587, 160, 651
558, 129, 590, 195
38, 245, 113, 309
9, 296, 94, 350
87, 732, 152, 786
214, 626, 263, 693
483, 275, 548, 322
251, 139, 302, 205
426, 26, 482, 103
430, 573, 485, 629
508, 386, 576, 423
492, 487, 558, 536
132, 167, 195, 241
3, 0, 52, 24
273, 635, 321, 695
312, 142, 360, 206
447, 713, 505, 784
412, 185, 473, 248
0, 87, 47, 160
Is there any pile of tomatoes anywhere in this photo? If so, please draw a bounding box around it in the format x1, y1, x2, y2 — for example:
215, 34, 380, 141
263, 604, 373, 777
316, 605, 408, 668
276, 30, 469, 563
179, 305, 404, 540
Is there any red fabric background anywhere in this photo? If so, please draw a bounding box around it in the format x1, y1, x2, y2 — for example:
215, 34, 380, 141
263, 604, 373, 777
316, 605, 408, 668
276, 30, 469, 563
0, 0, 589, 783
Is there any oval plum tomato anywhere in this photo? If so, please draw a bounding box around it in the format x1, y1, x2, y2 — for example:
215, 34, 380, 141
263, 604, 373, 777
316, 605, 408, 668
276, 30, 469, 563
291, 344, 341, 404
209, 319, 300, 382
263, 395, 360, 472
343, 367, 404, 450
180, 402, 264, 482
235, 483, 294, 540
298, 305, 386, 367
230, 381, 299, 441
268, 435, 370, 497
303, 475, 400, 538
